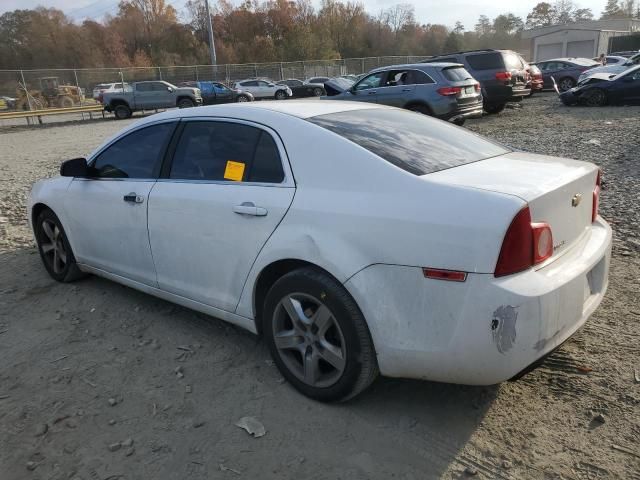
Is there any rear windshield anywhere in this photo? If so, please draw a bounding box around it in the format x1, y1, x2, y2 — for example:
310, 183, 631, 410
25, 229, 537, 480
466, 53, 504, 70
307, 109, 509, 175
441, 66, 474, 82
504, 52, 524, 70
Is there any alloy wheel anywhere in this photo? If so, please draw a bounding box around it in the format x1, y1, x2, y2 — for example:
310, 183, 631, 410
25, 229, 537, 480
272, 293, 346, 388
559, 78, 574, 91
40, 219, 67, 274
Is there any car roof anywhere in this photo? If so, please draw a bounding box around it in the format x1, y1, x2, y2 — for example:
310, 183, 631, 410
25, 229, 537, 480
370, 62, 462, 73
132, 100, 385, 126
542, 57, 597, 64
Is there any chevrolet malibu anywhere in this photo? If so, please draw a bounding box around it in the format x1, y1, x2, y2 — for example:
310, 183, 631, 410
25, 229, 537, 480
28, 101, 611, 402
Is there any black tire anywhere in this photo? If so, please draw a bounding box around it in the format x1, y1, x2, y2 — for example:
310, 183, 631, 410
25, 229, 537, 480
583, 88, 607, 107
236, 94, 250, 103
114, 104, 132, 119
483, 103, 506, 114
558, 77, 576, 92
263, 267, 378, 402
407, 103, 433, 116
35, 208, 86, 283
453, 118, 466, 126
178, 98, 195, 108
312, 87, 323, 97
275, 90, 287, 100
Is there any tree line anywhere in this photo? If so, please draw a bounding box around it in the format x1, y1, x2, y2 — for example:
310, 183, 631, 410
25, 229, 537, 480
0, 0, 638, 70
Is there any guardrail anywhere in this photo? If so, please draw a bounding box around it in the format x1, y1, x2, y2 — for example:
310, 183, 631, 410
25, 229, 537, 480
0, 104, 105, 124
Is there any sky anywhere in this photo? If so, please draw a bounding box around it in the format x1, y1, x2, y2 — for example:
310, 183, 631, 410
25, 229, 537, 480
0, 0, 609, 28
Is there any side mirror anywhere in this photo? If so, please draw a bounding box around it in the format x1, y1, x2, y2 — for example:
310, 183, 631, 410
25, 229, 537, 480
167, 87, 174, 92
60, 158, 89, 177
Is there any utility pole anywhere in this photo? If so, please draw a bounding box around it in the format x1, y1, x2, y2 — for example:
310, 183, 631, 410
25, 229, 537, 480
204, 0, 217, 66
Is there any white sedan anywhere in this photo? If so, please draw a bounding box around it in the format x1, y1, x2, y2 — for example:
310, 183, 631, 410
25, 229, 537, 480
28, 101, 611, 401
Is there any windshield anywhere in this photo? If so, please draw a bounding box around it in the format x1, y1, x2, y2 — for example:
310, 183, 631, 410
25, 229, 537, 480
613, 65, 640, 81
307, 109, 509, 175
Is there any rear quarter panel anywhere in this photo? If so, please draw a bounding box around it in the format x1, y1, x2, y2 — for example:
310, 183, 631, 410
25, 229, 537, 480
234, 113, 524, 318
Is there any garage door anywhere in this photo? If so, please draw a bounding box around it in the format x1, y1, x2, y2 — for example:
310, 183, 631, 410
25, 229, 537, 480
567, 40, 595, 58
537, 43, 563, 61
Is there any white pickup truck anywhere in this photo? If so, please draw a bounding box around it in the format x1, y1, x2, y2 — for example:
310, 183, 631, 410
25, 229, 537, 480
102, 80, 202, 119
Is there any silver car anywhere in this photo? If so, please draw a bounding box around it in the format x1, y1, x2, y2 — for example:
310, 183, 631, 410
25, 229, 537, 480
232, 79, 292, 100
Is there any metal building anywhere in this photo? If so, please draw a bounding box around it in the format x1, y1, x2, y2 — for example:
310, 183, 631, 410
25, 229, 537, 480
522, 19, 640, 62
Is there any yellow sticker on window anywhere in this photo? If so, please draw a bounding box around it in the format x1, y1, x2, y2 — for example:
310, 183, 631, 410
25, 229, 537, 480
224, 160, 245, 181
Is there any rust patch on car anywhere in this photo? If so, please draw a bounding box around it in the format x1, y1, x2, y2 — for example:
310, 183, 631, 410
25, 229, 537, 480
491, 305, 518, 354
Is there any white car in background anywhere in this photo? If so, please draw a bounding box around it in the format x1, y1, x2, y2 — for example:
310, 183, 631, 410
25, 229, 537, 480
92, 82, 131, 100
28, 101, 611, 402
579, 52, 640, 83
232, 79, 292, 100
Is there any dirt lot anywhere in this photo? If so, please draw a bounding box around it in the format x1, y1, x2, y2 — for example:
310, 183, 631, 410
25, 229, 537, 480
0, 94, 639, 480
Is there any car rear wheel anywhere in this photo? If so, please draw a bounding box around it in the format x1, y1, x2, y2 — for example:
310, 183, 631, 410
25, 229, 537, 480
583, 89, 607, 107
275, 90, 287, 100
178, 98, 195, 108
453, 118, 466, 126
263, 267, 378, 402
114, 104, 132, 119
35, 209, 86, 283
313, 87, 323, 96
483, 103, 506, 114
558, 77, 576, 92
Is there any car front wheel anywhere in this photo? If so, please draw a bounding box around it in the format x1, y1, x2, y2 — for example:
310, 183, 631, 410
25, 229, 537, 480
178, 98, 195, 108
583, 89, 607, 107
263, 267, 378, 402
274, 90, 287, 100
35, 209, 85, 283
313, 87, 323, 96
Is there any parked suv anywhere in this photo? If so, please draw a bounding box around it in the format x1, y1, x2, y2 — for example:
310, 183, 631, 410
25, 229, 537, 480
232, 79, 292, 100
323, 63, 483, 125
424, 49, 530, 114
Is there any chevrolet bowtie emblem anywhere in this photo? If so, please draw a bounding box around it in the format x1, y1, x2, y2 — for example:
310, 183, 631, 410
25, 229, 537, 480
572, 193, 582, 207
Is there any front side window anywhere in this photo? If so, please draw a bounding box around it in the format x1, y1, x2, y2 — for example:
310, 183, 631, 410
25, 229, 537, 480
92, 123, 176, 178
307, 109, 509, 176
169, 121, 285, 183
136, 83, 153, 92
354, 72, 385, 91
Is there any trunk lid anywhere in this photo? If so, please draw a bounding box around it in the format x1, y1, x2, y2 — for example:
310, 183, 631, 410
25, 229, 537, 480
427, 151, 598, 261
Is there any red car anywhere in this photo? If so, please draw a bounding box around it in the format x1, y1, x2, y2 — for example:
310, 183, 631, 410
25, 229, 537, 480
527, 64, 544, 95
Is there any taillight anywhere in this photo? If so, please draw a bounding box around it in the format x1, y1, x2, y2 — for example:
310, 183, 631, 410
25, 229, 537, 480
495, 71, 512, 82
532, 223, 553, 264
592, 169, 601, 222
437, 86, 462, 96
495, 206, 554, 277
474, 83, 481, 92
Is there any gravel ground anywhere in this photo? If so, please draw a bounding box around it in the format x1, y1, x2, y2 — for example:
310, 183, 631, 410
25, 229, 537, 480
0, 94, 639, 480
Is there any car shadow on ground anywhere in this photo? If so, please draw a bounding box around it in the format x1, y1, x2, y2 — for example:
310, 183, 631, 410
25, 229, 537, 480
1, 246, 500, 479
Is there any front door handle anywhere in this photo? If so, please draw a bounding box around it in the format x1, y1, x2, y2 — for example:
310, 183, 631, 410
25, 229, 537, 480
233, 202, 267, 217
368, 91, 377, 95
123, 192, 144, 204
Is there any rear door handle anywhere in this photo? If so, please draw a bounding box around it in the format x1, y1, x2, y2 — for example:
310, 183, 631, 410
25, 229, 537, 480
368, 91, 377, 95
123, 192, 144, 204
233, 202, 267, 217
402, 88, 412, 92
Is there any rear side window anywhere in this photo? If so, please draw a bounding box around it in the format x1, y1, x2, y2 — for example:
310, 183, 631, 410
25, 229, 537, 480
92, 123, 176, 178
307, 109, 508, 175
441, 67, 474, 82
466, 53, 504, 70
170, 121, 284, 183
503, 52, 524, 70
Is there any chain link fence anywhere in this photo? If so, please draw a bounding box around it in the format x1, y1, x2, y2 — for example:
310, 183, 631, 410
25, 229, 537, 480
0, 56, 427, 110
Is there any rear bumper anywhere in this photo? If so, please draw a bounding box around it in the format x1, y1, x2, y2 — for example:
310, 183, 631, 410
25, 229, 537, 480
484, 84, 531, 104
345, 217, 612, 385
442, 102, 484, 122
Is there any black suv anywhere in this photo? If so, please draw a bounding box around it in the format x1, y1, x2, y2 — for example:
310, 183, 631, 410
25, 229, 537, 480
424, 49, 530, 114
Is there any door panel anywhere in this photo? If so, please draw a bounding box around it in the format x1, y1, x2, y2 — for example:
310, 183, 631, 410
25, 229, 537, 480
65, 180, 157, 285
148, 183, 294, 311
